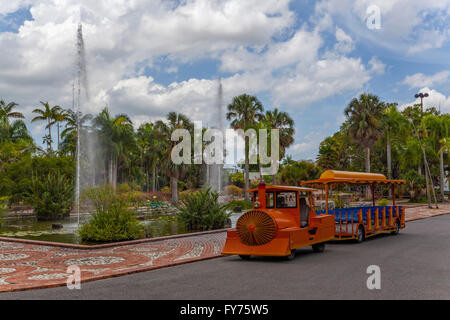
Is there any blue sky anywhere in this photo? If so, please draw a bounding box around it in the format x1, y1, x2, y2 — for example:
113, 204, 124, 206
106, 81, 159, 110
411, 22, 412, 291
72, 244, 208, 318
0, 0, 449, 162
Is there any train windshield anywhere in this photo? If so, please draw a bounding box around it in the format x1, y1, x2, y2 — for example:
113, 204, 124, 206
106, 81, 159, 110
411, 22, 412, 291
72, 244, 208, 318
276, 191, 297, 208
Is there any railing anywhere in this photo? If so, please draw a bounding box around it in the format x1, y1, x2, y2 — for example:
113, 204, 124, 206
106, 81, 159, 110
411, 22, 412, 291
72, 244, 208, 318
316, 206, 403, 238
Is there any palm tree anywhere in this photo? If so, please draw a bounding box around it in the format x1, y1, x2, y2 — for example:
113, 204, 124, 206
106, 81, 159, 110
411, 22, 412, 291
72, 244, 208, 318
0, 100, 24, 122
0, 100, 31, 143
155, 112, 192, 204
93, 108, 134, 188
226, 94, 264, 200
439, 137, 450, 154
49, 106, 69, 151
423, 114, 449, 201
137, 122, 165, 192
344, 93, 385, 174
264, 108, 295, 184
7, 120, 32, 143
32, 101, 60, 151
60, 109, 93, 156
381, 103, 410, 180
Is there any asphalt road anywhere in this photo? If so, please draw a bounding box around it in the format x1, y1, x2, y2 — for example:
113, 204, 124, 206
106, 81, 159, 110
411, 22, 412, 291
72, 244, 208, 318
1, 215, 449, 300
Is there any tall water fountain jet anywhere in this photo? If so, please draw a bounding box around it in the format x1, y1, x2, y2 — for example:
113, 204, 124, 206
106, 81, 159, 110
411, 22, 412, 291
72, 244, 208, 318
207, 78, 225, 194
74, 23, 90, 225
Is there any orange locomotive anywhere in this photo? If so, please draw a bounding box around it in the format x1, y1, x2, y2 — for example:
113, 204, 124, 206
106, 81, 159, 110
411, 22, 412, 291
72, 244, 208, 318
221, 183, 335, 260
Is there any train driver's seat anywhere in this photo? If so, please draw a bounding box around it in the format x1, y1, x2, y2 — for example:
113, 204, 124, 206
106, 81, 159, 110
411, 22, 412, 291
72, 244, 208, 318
300, 197, 310, 227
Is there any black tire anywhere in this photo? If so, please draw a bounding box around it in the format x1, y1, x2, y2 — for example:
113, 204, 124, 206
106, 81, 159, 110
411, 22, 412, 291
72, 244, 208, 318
285, 250, 296, 260
391, 220, 400, 235
312, 242, 325, 253
356, 225, 365, 243
239, 255, 251, 260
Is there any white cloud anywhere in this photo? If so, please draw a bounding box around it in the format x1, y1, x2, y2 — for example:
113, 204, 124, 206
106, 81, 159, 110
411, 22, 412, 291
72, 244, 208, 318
0, 1, 33, 15
402, 70, 450, 88
272, 56, 370, 106
368, 56, 386, 75
0, 0, 295, 123
408, 29, 448, 54
313, 0, 450, 54
0, 0, 374, 129
334, 27, 354, 54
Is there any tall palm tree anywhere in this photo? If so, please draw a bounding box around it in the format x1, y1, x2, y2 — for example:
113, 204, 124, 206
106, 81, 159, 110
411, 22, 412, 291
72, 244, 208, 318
93, 108, 134, 188
264, 108, 295, 184
381, 103, 410, 179
423, 114, 449, 201
226, 94, 264, 200
0, 100, 31, 143
31, 101, 60, 151
344, 93, 385, 174
155, 112, 192, 204
137, 122, 165, 192
49, 106, 69, 151
0, 100, 24, 123
60, 109, 93, 156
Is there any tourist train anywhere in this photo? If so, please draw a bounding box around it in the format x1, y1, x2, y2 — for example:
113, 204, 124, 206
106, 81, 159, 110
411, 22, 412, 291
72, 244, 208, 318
221, 170, 406, 259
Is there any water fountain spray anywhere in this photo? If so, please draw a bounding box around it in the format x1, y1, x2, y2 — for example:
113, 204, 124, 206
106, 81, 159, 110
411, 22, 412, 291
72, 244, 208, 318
217, 78, 223, 193
74, 23, 89, 225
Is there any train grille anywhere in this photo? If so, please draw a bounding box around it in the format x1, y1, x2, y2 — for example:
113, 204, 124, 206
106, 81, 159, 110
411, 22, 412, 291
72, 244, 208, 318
236, 210, 276, 246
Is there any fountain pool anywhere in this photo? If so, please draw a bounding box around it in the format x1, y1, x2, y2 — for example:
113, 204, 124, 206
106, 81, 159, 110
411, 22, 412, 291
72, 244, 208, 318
0, 215, 188, 245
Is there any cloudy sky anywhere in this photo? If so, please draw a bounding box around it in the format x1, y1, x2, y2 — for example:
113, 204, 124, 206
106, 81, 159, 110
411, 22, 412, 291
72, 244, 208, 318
0, 0, 449, 161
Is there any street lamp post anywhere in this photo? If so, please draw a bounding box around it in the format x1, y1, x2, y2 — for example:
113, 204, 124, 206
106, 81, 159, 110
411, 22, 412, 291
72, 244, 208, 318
415, 92, 429, 113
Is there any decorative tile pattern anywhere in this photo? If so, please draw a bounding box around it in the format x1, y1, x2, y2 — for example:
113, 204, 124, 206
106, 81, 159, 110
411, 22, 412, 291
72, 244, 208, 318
0, 205, 448, 293
0, 231, 226, 292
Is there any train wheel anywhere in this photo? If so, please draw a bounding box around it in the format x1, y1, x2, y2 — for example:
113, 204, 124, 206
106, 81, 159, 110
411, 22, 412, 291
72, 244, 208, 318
239, 255, 251, 260
312, 243, 325, 253
285, 250, 296, 260
356, 226, 365, 243
391, 220, 400, 235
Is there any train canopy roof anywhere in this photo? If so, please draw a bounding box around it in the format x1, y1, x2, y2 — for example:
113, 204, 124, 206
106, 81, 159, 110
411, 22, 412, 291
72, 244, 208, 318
301, 170, 406, 186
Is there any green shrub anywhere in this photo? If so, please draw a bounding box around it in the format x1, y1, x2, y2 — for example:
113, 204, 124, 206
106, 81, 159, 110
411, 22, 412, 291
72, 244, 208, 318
226, 199, 253, 210
79, 185, 143, 242
377, 198, 389, 206
78, 206, 143, 242
176, 188, 231, 231
404, 170, 426, 201
0, 196, 8, 224
179, 189, 198, 199
223, 185, 242, 197
160, 186, 171, 195
229, 172, 244, 188
26, 173, 73, 220
331, 194, 345, 208
117, 183, 131, 194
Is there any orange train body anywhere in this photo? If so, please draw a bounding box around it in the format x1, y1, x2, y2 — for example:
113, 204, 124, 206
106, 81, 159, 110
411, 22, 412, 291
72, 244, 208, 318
221, 183, 335, 258
222, 170, 407, 259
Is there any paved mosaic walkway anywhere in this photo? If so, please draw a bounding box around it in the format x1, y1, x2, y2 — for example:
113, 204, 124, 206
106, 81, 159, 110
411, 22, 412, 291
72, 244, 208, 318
404, 203, 450, 221
0, 232, 226, 292
0, 204, 448, 292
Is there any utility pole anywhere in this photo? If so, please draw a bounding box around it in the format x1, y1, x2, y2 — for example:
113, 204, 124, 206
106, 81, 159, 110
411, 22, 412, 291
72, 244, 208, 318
413, 92, 438, 209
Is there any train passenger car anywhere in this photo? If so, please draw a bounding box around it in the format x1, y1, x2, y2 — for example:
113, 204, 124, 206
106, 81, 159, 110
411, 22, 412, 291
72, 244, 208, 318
302, 170, 406, 242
